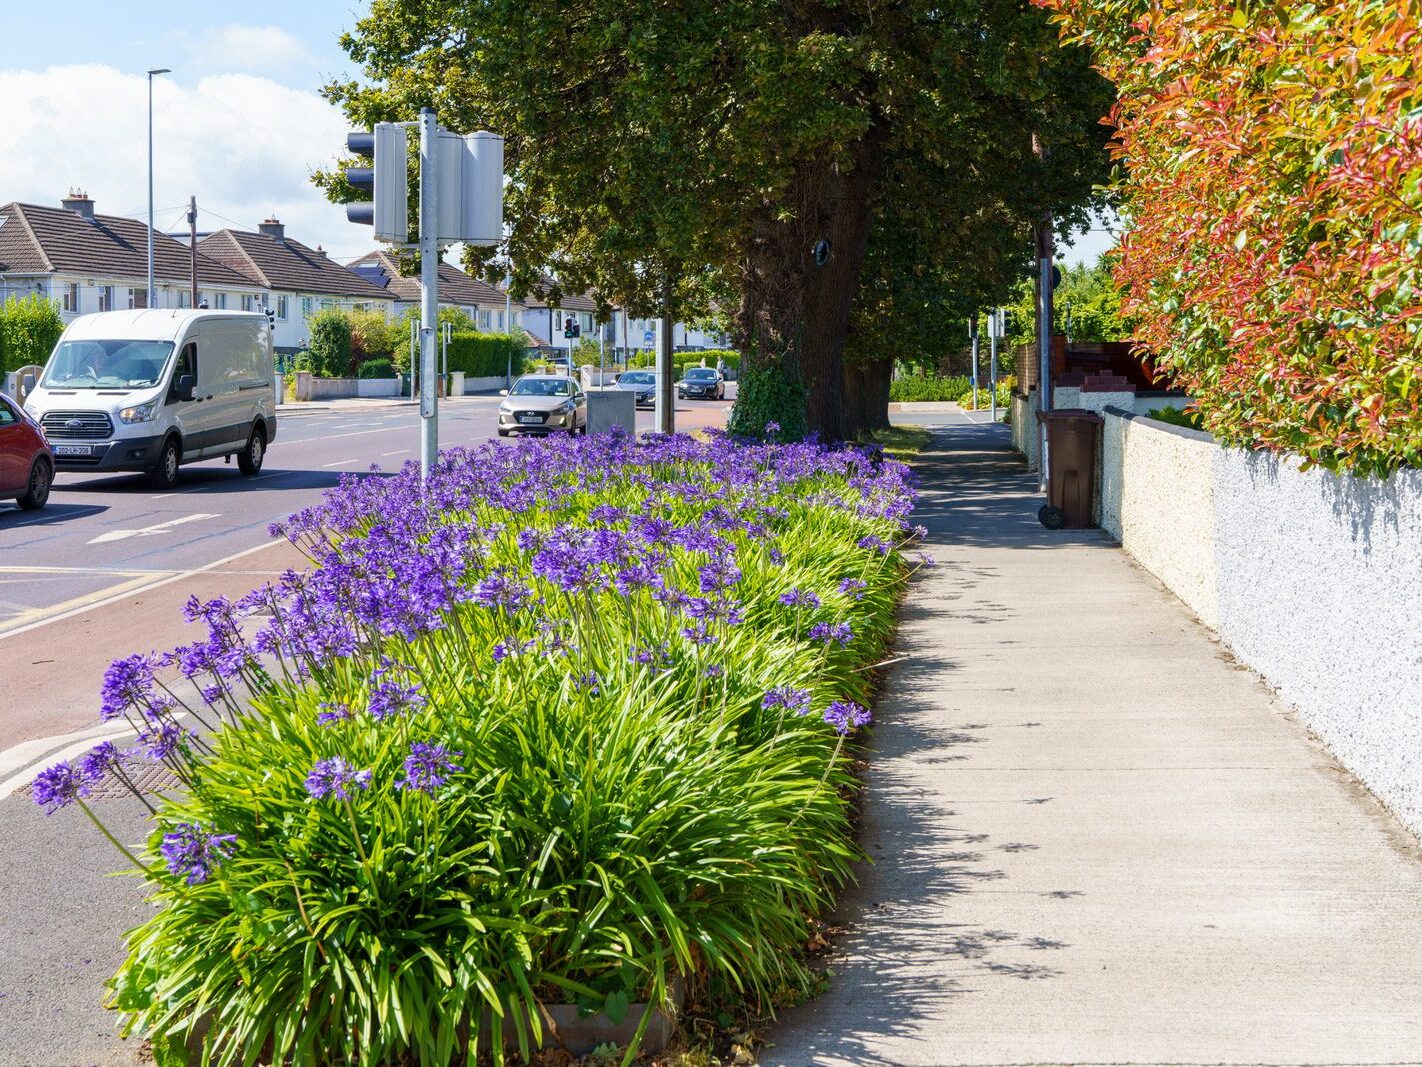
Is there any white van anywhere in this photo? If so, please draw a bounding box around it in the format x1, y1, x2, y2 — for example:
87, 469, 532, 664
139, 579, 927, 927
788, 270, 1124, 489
23, 310, 277, 489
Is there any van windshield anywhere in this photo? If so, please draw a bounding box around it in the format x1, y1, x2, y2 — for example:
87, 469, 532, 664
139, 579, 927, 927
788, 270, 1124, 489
42, 340, 174, 389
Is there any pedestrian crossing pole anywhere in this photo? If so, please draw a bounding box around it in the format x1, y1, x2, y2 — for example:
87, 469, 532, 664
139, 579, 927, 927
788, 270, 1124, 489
419, 107, 440, 482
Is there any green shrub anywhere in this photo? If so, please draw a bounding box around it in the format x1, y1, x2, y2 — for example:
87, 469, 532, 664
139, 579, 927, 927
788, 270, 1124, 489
443, 332, 527, 379
0, 295, 64, 373
349, 310, 396, 363
1145, 404, 1204, 431
889, 373, 971, 402
728, 363, 808, 440
955, 383, 1013, 410
357, 358, 395, 379
307, 310, 354, 378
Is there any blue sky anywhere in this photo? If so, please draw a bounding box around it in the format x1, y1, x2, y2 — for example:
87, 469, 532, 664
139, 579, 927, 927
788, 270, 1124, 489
0, 1, 1114, 267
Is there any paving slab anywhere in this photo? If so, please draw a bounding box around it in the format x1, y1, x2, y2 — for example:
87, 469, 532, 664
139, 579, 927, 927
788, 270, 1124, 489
765, 420, 1422, 1067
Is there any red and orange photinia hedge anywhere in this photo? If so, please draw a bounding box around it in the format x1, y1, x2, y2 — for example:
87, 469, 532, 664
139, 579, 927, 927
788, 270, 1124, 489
1038, 0, 1422, 475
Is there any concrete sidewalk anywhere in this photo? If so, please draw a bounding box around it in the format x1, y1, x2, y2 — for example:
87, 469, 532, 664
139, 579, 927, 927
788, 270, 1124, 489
766, 420, 1422, 1066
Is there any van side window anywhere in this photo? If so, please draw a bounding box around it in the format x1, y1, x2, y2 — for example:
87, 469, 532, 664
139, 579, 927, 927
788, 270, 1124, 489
168, 343, 197, 403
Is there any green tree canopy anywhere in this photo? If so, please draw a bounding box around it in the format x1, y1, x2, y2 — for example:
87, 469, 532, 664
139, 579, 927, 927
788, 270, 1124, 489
321, 0, 1113, 438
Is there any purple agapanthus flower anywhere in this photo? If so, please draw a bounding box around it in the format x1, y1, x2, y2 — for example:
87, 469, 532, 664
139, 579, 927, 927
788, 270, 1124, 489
397, 742, 463, 795
304, 757, 373, 801
768, 547, 785, 566
317, 701, 353, 726
857, 535, 890, 554
139, 722, 187, 760
31, 761, 89, 813
78, 741, 124, 783
838, 578, 868, 600
367, 677, 425, 721
778, 588, 821, 609
575, 672, 601, 694
159, 822, 236, 885
704, 663, 724, 679
808, 621, 854, 646
762, 686, 812, 715
823, 699, 872, 736
99, 653, 157, 721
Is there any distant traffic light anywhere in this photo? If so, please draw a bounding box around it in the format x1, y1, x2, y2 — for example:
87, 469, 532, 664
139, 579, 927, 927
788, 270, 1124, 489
344, 124, 408, 242
563, 317, 581, 338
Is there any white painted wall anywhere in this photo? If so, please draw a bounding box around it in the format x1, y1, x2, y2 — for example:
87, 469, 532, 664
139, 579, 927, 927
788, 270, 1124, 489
1099, 408, 1422, 839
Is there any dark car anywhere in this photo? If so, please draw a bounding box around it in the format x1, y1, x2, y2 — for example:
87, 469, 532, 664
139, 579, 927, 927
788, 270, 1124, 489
677, 366, 725, 400
0, 393, 52, 511
615, 369, 657, 407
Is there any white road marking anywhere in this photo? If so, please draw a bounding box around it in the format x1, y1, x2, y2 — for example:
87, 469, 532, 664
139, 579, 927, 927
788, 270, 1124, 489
0, 540, 280, 641
87, 512, 219, 545
321, 458, 358, 468
381, 449, 410, 456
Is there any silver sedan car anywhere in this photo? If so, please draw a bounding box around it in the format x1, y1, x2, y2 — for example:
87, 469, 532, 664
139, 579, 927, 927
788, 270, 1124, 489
614, 369, 657, 407
497, 375, 588, 436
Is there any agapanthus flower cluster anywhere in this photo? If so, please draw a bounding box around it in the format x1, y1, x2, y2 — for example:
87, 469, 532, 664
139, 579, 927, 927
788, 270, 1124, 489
160, 822, 236, 885
305, 757, 373, 801
762, 686, 812, 715
822, 700, 873, 736
779, 588, 821, 609
808, 621, 854, 646
396, 743, 463, 796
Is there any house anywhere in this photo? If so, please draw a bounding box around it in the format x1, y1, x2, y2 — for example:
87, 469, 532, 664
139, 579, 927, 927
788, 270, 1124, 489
612, 312, 730, 357
198, 220, 395, 354
0, 193, 264, 321
346, 250, 519, 332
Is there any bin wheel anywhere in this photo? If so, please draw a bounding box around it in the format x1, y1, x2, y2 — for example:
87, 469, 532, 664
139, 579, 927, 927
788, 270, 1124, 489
1038, 505, 1066, 530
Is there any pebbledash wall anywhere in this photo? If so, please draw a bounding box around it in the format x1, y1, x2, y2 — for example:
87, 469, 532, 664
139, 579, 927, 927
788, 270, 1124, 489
1100, 408, 1422, 839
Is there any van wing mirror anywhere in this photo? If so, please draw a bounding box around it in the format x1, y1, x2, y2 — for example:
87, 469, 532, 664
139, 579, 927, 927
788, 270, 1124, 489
175, 374, 195, 402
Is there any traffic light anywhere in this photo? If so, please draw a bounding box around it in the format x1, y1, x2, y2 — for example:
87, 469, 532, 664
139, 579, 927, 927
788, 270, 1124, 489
344, 123, 408, 243
563, 317, 580, 339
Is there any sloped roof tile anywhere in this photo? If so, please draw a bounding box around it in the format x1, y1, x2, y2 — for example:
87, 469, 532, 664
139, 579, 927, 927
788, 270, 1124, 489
200, 229, 392, 301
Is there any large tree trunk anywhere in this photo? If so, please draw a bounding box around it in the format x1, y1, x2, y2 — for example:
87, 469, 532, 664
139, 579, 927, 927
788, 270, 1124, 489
734, 129, 885, 442
843, 357, 893, 437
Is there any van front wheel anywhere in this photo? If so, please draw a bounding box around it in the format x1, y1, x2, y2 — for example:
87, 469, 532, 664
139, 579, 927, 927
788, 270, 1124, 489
238, 424, 266, 475
149, 438, 181, 490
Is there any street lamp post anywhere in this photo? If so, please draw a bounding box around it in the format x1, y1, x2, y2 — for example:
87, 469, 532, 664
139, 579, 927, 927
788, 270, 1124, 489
146, 68, 171, 309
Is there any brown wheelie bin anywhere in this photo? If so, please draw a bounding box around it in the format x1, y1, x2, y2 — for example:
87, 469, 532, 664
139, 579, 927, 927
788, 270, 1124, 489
1037, 409, 1102, 529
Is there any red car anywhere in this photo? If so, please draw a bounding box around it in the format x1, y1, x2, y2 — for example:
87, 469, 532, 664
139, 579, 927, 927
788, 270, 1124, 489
0, 393, 52, 511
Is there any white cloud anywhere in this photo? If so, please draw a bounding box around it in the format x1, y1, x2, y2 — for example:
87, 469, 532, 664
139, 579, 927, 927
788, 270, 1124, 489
185, 24, 325, 81
0, 64, 372, 261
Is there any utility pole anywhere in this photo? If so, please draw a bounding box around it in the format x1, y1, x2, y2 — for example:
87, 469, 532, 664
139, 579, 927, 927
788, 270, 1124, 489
989, 308, 1001, 424
969, 315, 980, 412
186, 196, 198, 309
418, 107, 439, 481
503, 271, 513, 388
1033, 131, 1055, 491
655, 277, 675, 434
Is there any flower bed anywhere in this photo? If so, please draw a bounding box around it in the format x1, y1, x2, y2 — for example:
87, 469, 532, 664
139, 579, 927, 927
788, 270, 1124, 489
36, 430, 920, 1066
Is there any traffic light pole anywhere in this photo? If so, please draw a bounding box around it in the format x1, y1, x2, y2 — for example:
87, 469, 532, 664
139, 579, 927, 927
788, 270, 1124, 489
419, 107, 440, 482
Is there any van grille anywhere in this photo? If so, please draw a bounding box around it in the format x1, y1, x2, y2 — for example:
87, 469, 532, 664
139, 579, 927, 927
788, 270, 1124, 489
41, 410, 114, 440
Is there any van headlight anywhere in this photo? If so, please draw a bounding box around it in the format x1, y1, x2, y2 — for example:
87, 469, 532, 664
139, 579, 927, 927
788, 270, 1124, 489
119, 400, 159, 424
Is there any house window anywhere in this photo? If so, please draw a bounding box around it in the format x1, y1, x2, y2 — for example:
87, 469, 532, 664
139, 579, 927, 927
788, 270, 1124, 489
301, 297, 313, 318
96, 285, 113, 312
479, 309, 492, 330
580, 313, 593, 333
213, 293, 227, 310
241, 294, 253, 312
61, 282, 78, 313
496, 310, 505, 331
178, 291, 191, 309
277, 295, 289, 320
127, 288, 147, 309
319, 298, 335, 312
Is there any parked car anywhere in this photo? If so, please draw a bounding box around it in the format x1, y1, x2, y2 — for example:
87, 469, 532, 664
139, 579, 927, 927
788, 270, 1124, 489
22, 310, 277, 490
0, 392, 53, 511
677, 366, 725, 400
615, 369, 657, 407
497, 375, 587, 436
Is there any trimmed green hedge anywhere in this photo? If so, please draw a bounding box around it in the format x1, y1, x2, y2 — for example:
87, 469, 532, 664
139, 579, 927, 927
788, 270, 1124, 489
357, 358, 395, 379
889, 373, 971, 402
444, 332, 526, 379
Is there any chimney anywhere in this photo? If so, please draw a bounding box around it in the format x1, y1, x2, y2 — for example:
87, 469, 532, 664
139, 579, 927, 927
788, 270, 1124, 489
257, 217, 285, 240
61, 189, 95, 220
